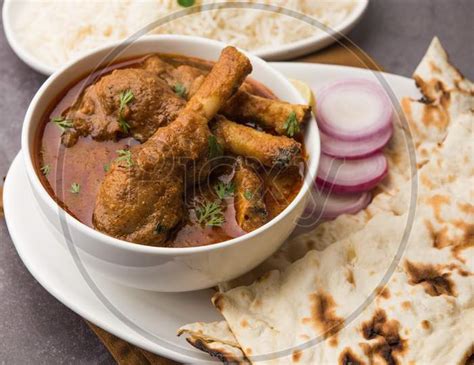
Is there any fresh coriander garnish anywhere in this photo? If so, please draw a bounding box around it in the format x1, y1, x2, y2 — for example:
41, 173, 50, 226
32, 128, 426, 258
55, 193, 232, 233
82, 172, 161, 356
283, 111, 300, 137
177, 0, 195, 7
40, 164, 51, 176
52, 116, 73, 131
118, 90, 134, 133
155, 224, 167, 234
70, 183, 80, 194
173, 83, 187, 98
215, 181, 235, 199
243, 190, 253, 200
118, 117, 130, 133
103, 163, 110, 172
195, 200, 225, 227
115, 149, 134, 167
208, 135, 223, 159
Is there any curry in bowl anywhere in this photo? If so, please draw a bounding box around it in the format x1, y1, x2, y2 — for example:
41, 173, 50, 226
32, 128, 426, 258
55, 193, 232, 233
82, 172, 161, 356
36, 47, 311, 248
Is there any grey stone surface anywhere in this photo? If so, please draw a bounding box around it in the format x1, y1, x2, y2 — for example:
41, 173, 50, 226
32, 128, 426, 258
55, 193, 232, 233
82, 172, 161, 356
0, 0, 472, 364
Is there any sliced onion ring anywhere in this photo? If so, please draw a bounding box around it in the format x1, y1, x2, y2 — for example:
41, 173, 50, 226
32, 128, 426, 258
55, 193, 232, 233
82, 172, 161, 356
316, 78, 393, 141
303, 188, 372, 220
316, 153, 388, 193
320, 124, 393, 159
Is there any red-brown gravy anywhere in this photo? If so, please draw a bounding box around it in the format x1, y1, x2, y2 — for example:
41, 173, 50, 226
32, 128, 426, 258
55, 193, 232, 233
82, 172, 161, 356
36, 54, 304, 247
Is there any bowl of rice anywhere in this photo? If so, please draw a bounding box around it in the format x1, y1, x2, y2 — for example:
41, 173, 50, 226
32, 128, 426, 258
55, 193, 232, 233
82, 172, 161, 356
2, 0, 368, 75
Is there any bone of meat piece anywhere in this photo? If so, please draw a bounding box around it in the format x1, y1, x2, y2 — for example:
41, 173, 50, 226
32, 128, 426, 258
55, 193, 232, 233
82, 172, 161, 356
222, 91, 310, 136
144, 55, 310, 136
213, 116, 302, 168
93, 47, 252, 245
233, 158, 268, 232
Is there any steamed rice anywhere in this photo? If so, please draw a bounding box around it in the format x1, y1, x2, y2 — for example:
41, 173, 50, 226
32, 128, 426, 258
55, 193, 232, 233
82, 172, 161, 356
13, 0, 359, 69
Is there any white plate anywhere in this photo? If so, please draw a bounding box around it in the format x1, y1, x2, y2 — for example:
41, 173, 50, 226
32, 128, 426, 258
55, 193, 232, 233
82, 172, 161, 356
3, 64, 420, 363
2, 0, 368, 75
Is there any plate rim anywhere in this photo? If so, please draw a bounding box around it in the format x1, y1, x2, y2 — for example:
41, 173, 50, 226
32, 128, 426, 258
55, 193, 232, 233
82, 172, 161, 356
2, 0, 369, 75
3, 63, 416, 363
3, 152, 214, 364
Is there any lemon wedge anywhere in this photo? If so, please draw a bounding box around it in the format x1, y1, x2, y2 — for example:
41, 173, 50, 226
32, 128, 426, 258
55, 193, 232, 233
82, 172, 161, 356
290, 78, 315, 107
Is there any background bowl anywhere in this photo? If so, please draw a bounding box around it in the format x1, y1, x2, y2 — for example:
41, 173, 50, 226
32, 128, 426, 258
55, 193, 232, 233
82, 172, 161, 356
21, 35, 320, 292
2, 0, 368, 75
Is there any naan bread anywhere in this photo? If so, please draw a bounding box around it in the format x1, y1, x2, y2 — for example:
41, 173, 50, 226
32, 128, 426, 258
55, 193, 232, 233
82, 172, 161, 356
178, 38, 474, 364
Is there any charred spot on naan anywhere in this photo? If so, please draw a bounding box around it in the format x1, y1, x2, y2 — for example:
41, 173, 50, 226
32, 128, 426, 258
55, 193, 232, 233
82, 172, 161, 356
302, 292, 344, 347
445, 263, 472, 277
185, 336, 248, 364
421, 102, 449, 130
452, 220, 474, 246
213, 293, 226, 312
424, 194, 451, 222
452, 229, 474, 264
404, 260, 456, 297
462, 345, 474, 365
338, 348, 366, 365
401, 97, 449, 148
292, 350, 302, 363
346, 269, 355, 286
425, 220, 452, 249
420, 320, 431, 331
420, 173, 435, 189
414, 76, 448, 104
413, 37, 473, 102
375, 286, 391, 300
401, 301, 412, 311
458, 202, 474, 215
425, 216, 474, 262
360, 309, 407, 365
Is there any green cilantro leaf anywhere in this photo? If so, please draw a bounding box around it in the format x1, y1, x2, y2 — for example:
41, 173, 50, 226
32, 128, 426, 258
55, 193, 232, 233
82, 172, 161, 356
215, 181, 235, 199
40, 164, 51, 176
243, 190, 254, 200
173, 83, 187, 98
70, 182, 80, 194
195, 200, 225, 227
118, 90, 134, 133
115, 149, 134, 168
283, 111, 300, 137
177, 0, 195, 7
52, 116, 73, 131
208, 135, 223, 159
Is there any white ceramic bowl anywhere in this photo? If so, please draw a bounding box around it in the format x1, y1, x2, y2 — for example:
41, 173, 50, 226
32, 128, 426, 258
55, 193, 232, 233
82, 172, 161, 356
21, 35, 320, 292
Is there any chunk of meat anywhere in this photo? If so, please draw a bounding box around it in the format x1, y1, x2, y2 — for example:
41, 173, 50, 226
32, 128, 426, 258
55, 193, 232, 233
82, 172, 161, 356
93, 47, 252, 245
213, 116, 302, 168
144, 55, 311, 135
144, 56, 206, 98
62, 68, 185, 146
233, 157, 268, 232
